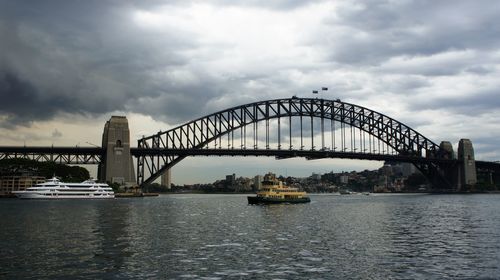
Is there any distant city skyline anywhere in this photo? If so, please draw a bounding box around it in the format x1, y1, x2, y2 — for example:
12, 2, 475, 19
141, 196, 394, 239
2, 1, 500, 184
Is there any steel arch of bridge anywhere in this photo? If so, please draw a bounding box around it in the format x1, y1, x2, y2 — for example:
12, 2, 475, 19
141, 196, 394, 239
137, 97, 444, 186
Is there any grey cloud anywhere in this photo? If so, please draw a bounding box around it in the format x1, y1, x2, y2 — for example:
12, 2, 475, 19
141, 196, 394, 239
475, 138, 500, 161
321, 0, 500, 66
384, 76, 431, 93
130, 87, 221, 124
122, 0, 323, 11
408, 88, 500, 115
209, 0, 322, 10
0, 130, 45, 144
464, 66, 495, 75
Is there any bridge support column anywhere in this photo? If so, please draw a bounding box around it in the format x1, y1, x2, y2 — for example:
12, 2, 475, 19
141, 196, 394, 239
161, 169, 172, 190
438, 141, 459, 189
457, 139, 477, 190
98, 116, 136, 186
439, 141, 455, 159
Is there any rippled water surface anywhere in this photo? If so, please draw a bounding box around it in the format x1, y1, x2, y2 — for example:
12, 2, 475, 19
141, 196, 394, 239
1, 194, 500, 279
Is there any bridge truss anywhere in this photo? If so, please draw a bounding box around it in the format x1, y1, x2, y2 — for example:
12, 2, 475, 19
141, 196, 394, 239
0, 147, 104, 164
137, 97, 451, 187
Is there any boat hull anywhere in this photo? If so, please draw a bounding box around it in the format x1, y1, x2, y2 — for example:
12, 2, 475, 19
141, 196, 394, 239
247, 196, 310, 204
12, 191, 114, 199
11, 177, 115, 199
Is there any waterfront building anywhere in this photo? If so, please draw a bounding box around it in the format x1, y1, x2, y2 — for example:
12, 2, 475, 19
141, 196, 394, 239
226, 174, 236, 185
311, 173, 321, 181
161, 169, 172, 190
226, 173, 236, 184
339, 174, 349, 185
0, 176, 45, 195
254, 175, 263, 190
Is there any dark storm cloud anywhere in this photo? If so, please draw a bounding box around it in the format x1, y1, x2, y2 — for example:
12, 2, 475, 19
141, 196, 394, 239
0, 71, 41, 126
0, 66, 132, 127
0, 0, 222, 126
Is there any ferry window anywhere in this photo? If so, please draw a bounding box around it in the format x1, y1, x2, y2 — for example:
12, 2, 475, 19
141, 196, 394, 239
116, 140, 122, 147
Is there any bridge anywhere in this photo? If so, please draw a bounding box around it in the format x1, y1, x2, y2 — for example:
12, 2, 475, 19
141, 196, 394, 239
1, 97, 499, 191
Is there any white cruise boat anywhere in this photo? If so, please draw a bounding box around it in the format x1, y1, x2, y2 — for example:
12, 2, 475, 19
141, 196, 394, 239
12, 177, 115, 199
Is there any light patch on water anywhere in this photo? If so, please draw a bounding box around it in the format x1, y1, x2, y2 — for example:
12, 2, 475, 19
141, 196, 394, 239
298, 249, 313, 256
213, 269, 247, 276
203, 243, 243, 248
255, 247, 270, 250
246, 269, 267, 274
301, 257, 323, 262
179, 274, 198, 278
303, 267, 331, 273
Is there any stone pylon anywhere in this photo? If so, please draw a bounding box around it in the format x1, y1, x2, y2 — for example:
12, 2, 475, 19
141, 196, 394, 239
457, 139, 477, 190
439, 141, 455, 159
161, 169, 172, 189
98, 116, 136, 185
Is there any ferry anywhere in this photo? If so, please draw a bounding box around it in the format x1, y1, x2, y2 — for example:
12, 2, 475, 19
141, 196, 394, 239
248, 173, 310, 204
12, 177, 114, 199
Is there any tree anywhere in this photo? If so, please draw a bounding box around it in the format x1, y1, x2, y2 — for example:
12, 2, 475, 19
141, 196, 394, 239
0, 158, 90, 182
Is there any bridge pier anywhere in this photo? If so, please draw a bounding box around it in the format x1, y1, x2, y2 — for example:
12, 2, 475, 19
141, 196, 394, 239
439, 141, 455, 159
457, 139, 477, 190
161, 169, 172, 189
98, 116, 136, 186
438, 141, 459, 190
429, 139, 477, 191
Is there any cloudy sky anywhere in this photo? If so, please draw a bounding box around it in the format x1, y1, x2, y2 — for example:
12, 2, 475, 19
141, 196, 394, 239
1, 0, 500, 184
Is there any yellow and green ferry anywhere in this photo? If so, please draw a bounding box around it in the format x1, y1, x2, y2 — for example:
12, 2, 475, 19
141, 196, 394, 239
248, 173, 310, 204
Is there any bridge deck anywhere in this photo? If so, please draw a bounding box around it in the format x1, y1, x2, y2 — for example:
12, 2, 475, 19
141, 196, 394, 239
1, 146, 499, 173
0, 146, 460, 164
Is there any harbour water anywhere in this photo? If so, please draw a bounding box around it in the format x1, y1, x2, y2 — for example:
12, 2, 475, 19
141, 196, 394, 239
1, 193, 500, 279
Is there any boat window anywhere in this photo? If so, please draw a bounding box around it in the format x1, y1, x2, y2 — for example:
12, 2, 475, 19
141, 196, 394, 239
116, 140, 122, 147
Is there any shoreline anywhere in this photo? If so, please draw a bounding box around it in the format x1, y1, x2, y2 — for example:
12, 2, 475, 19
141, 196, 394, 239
3, 191, 500, 199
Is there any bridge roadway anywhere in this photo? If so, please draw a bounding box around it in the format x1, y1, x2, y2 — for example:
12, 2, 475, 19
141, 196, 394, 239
131, 148, 458, 164
0, 145, 468, 164
131, 149, 500, 173
1, 145, 500, 180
